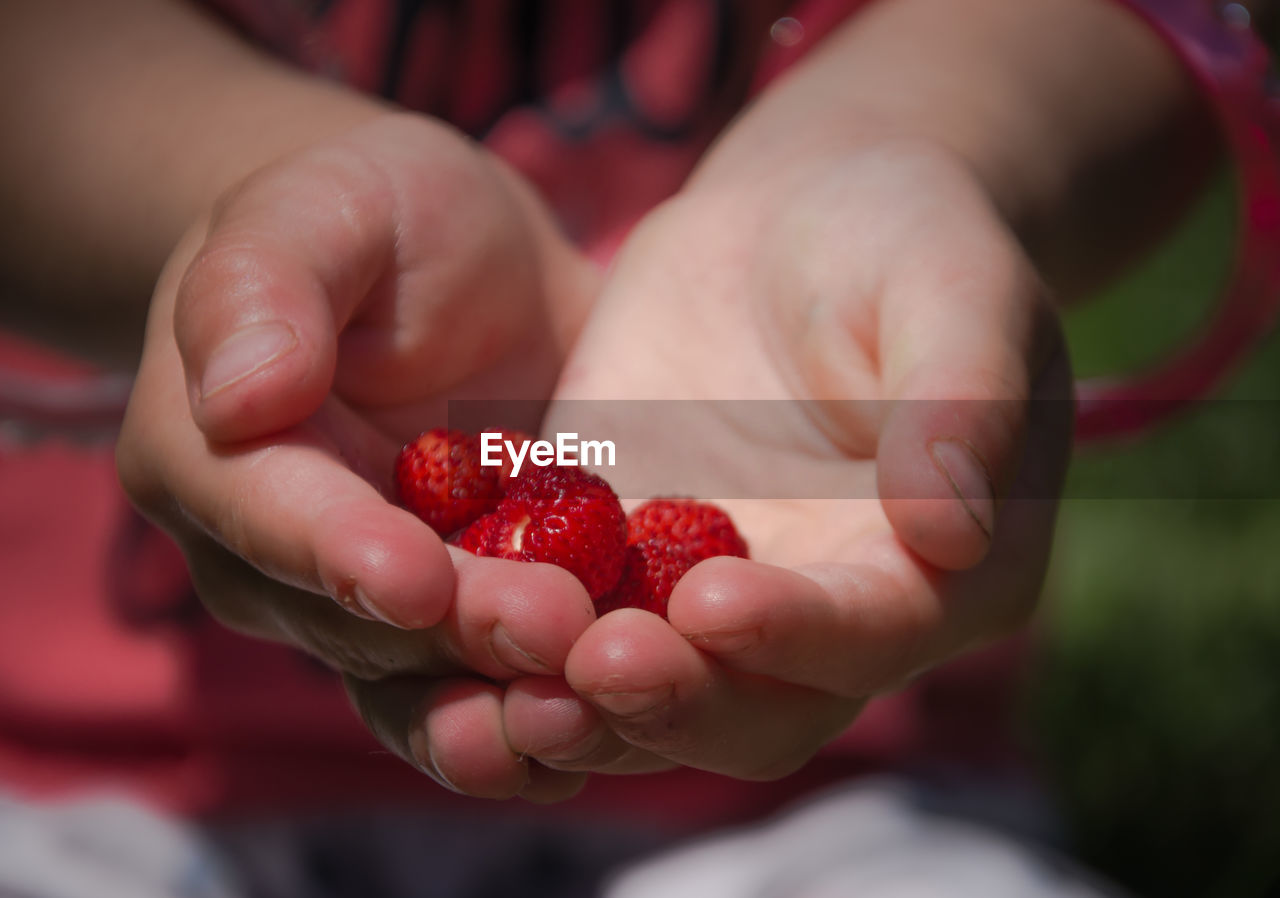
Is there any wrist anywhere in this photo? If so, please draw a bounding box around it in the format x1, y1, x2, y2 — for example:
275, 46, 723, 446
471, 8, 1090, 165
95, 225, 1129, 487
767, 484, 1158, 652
689, 0, 1213, 296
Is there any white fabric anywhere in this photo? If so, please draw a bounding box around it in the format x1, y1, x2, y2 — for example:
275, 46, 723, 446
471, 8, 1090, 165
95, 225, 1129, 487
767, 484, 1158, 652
604, 777, 1126, 898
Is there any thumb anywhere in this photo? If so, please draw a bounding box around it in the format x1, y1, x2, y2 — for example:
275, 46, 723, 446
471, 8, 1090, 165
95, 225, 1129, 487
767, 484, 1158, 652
875, 252, 1067, 571
172, 147, 398, 444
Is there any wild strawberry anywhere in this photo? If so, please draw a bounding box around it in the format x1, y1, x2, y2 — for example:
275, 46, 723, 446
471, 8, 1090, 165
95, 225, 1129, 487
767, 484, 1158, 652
394, 428, 530, 537
593, 544, 679, 617
596, 499, 749, 618
626, 499, 749, 559
456, 465, 627, 600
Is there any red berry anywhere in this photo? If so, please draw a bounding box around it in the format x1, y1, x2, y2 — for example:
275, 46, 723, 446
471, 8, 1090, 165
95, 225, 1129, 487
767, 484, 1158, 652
626, 499, 749, 559
594, 543, 683, 617
394, 428, 530, 537
597, 499, 749, 618
456, 465, 627, 600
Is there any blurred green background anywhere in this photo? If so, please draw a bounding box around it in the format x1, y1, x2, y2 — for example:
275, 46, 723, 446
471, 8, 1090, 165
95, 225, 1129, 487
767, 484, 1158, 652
1029, 169, 1280, 898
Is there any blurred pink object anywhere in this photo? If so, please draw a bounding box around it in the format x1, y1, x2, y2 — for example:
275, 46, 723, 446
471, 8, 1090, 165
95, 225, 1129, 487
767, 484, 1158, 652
1075, 0, 1280, 439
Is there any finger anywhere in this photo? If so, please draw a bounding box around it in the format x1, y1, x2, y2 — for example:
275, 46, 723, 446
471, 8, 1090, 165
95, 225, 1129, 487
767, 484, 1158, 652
174, 118, 580, 445
181, 530, 459, 680
565, 611, 862, 781
876, 223, 1062, 570
126, 366, 594, 685
125, 348, 592, 682
177, 523, 594, 682
128, 213, 598, 679
670, 510, 1063, 700
130, 281, 602, 651
673, 343, 1073, 698
503, 677, 675, 775
174, 145, 397, 443
122, 358, 457, 631
345, 674, 529, 800
448, 550, 598, 679
124, 223, 451, 629
666, 554, 938, 697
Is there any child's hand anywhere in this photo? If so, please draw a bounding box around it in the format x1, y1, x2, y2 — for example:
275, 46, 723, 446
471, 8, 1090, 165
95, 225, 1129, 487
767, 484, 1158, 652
502, 143, 1073, 779
117, 114, 602, 802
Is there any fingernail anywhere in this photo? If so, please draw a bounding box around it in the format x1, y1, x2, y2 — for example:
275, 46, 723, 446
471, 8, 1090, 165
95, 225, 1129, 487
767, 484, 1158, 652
928, 438, 995, 540
200, 321, 296, 399
685, 627, 760, 656
590, 685, 673, 719
332, 583, 378, 622
490, 623, 552, 674
336, 581, 406, 629
531, 727, 606, 767
409, 729, 464, 793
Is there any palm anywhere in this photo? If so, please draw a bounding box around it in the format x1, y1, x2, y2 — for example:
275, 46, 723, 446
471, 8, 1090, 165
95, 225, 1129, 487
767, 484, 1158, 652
525, 151, 1074, 782
548, 186, 903, 570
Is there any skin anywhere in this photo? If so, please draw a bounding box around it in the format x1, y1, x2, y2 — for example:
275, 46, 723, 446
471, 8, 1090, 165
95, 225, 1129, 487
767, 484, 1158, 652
0, 0, 1226, 799
513, 144, 1075, 779
502, 0, 1216, 777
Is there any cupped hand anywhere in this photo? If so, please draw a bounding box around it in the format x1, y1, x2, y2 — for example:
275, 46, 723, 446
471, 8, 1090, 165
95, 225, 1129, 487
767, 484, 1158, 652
117, 114, 603, 801
503, 141, 1074, 781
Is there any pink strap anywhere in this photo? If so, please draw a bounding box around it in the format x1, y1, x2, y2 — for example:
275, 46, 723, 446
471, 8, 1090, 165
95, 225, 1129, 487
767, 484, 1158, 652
1076, 0, 1280, 439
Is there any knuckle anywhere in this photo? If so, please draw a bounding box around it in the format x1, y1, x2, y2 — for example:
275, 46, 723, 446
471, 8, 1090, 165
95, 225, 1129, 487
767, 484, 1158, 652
174, 240, 281, 334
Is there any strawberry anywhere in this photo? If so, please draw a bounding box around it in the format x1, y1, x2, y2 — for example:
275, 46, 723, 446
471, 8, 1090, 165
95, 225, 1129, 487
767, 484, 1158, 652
394, 428, 530, 537
456, 465, 627, 600
626, 499, 749, 559
596, 499, 749, 618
